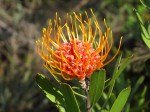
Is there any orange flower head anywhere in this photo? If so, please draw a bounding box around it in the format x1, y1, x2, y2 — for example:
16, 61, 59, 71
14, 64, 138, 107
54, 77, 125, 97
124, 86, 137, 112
36, 9, 122, 80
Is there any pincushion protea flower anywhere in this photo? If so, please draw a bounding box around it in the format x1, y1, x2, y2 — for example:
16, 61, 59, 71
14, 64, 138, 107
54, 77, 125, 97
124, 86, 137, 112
36, 9, 122, 81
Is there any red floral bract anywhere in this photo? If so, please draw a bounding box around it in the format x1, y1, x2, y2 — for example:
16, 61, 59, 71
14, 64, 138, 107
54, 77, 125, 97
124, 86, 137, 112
56, 40, 100, 80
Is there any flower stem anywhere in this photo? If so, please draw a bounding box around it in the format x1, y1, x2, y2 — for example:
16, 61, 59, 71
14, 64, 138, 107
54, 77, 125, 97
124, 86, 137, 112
85, 78, 91, 112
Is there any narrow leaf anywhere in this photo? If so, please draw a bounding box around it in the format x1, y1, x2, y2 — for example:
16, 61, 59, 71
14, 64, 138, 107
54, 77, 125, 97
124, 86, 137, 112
106, 56, 131, 88
113, 56, 131, 80
140, 0, 150, 10
134, 9, 149, 38
140, 23, 150, 39
61, 83, 80, 112
129, 76, 145, 99
134, 9, 150, 48
102, 80, 115, 109
141, 33, 150, 48
110, 87, 131, 112
134, 9, 143, 24
106, 54, 122, 97
112, 53, 122, 77
102, 54, 122, 109
89, 70, 106, 108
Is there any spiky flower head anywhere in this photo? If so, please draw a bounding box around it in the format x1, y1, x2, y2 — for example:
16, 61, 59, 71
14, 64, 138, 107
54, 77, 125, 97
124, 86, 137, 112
36, 9, 122, 80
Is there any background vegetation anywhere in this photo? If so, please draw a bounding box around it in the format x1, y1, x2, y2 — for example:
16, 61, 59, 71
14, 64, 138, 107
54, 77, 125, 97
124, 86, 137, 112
0, 0, 149, 112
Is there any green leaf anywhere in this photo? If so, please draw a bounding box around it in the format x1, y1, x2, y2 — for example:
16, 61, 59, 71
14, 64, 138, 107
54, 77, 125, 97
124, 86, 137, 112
102, 54, 122, 109
141, 33, 150, 48
129, 76, 145, 99
113, 56, 131, 80
140, 23, 150, 38
110, 93, 116, 105
102, 80, 115, 109
61, 83, 80, 112
110, 87, 131, 112
106, 53, 122, 91
141, 86, 147, 98
134, 9, 150, 48
134, 9, 149, 38
101, 110, 109, 112
141, 21, 150, 38
89, 70, 106, 108
112, 53, 122, 78
140, 0, 150, 10
125, 103, 130, 112
141, 23, 149, 39
35, 73, 65, 107
148, 24, 150, 36
134, 9, 143, 24
106, 55, 131, 88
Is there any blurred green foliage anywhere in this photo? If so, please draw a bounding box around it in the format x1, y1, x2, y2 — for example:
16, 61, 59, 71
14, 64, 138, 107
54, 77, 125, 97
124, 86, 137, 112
135, 0, 150, 48
0, 0, 150, 112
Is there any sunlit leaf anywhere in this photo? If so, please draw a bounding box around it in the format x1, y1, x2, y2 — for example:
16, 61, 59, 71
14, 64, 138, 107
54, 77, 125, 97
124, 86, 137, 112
141, 33, 150, 48
141, 24, 150, 40
110, 87, 131, 112
134, 8, 143, 24
35, 73, 65, 110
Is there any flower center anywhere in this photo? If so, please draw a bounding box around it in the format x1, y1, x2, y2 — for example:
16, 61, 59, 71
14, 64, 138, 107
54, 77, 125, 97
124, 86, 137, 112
56, 40, 100, 80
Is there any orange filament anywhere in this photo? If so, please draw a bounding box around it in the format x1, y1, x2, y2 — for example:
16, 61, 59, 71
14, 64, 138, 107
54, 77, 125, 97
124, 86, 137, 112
36, 9, 122, 80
